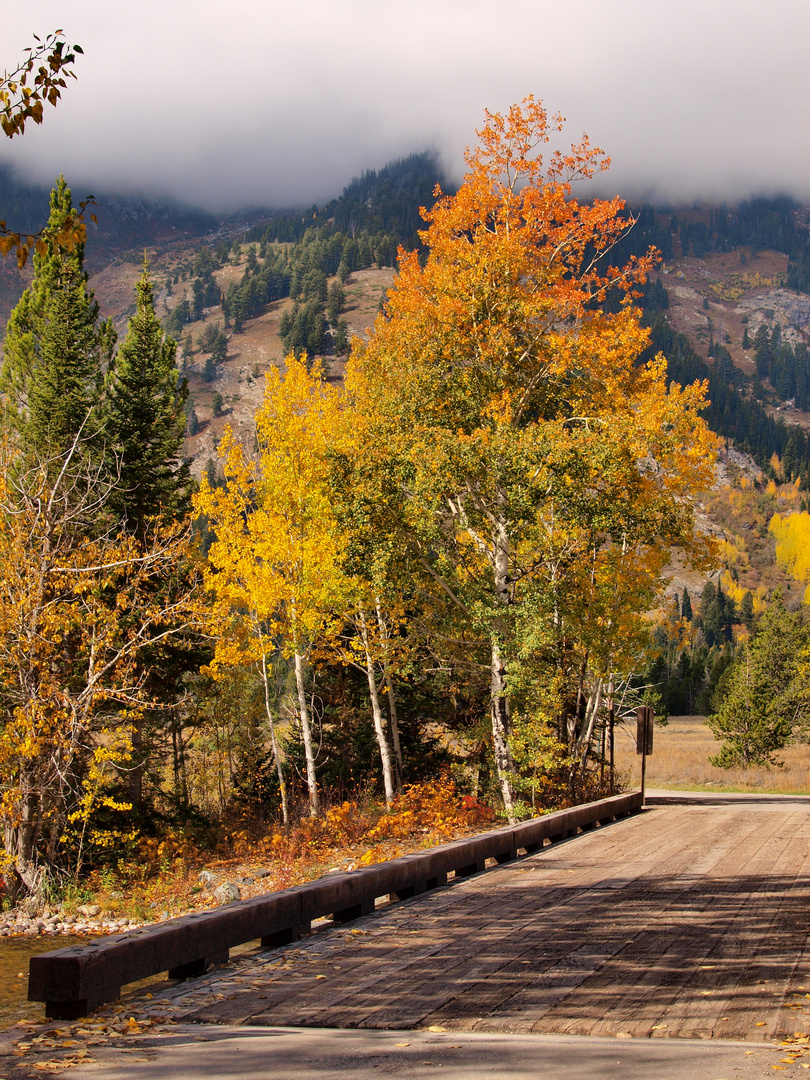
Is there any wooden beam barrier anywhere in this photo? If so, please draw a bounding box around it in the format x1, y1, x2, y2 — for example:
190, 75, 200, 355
29, 791, 642, 1019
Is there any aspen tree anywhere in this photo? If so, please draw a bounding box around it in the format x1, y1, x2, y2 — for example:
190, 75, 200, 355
348, 98, 716, 817
0, 432, 200, 900
195, 358, 351, 819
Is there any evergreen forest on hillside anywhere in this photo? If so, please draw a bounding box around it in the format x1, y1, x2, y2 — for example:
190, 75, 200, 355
163, 152, 450, 365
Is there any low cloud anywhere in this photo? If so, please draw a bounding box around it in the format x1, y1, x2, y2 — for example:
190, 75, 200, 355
2, 0, 809, 212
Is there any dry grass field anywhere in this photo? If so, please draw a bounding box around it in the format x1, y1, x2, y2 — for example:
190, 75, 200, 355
614, 715, 810, 794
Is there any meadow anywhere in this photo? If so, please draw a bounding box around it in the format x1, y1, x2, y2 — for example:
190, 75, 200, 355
614, 715, 810, 794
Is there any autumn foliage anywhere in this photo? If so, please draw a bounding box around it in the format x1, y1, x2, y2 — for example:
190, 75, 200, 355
346, 96, 717, 816
0, 97, 723, 908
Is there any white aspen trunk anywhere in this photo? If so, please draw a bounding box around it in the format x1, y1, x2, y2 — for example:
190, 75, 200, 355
374, 597, 403, 792
385, 676, 404, 793
491, 516, 516, 819
294, 650, 320, 818
261, 651, 289, 829
578, 676, 603, 773
358, 608, 396, 805
490, 636, 516, 820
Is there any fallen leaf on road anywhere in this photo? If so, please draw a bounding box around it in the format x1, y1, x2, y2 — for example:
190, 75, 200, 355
427, 1026, 446, 1033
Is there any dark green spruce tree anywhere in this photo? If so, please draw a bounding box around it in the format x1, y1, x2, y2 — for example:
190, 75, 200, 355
103, 261, 190, 537
708, 599, 810, 768
103, 262, 199, 811
0, 176, 115, 460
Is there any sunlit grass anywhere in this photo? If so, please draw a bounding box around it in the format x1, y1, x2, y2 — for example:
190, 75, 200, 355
614, 715, 810, 794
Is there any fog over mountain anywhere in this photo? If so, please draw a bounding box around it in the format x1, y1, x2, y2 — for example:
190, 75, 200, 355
3, 0, 809, 212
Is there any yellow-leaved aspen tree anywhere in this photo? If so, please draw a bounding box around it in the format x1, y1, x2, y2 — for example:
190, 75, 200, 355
195, 357, 351, 820
0, 432, 200, 901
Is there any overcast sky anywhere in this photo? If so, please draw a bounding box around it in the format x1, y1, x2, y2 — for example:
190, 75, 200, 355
3, 1, 810, 212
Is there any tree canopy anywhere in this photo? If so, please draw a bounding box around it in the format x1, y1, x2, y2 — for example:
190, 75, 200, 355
346, 96, 717, 815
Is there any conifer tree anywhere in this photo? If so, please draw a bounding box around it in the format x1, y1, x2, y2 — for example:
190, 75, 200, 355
103, 262, 190, 536
103, 264, 196, 809
740, 590, 755, 630
682, 587, 693, 621
0, 177, 114, 459
709, 599, 810, 767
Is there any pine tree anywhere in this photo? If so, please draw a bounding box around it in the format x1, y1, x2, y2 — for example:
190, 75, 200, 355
103, 262, 190, 536
1, 177, 114, 459
103, 264, 198, 809
682, 587, 693, 621
709, 599, 809, 767
740, 590, 755, 630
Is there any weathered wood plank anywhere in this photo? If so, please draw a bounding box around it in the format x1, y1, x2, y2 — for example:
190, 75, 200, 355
29, 792, 642, 1019
157, 802, 810, 1044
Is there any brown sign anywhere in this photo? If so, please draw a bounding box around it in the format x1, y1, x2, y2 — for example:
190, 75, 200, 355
636, 705, 654, 756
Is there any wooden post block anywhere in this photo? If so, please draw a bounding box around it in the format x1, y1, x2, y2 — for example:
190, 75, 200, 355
455, 858, 486, 878
169, 950, 228, 980
390, 882, 426, 902
333, 899, 375, 923
261, 923, 310, 948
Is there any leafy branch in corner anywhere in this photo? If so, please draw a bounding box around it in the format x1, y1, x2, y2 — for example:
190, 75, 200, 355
0, 30, 88, 267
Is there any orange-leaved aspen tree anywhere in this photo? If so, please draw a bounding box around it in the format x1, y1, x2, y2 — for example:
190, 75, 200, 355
346, 97, 716, 819
195, 357, 352, 820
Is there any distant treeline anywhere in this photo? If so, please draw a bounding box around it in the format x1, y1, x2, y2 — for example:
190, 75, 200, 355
752, 322, 810, 412
0, 164, 217, 261
605, 197, 810, 481
0, 164, 50, 236
641, 307, 810, 483
609, 195, 810, 290
246, 151, 449, 251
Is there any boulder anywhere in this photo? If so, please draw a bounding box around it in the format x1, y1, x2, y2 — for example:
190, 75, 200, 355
213, 882, 241, 904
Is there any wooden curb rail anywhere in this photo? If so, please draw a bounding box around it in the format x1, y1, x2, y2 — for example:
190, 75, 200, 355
29, 791, 642, 1020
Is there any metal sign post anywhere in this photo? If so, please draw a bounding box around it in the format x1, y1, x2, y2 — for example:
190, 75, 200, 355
636, 705, 654, 806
